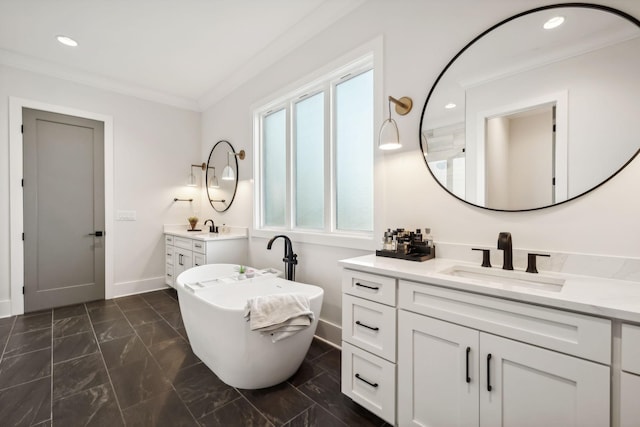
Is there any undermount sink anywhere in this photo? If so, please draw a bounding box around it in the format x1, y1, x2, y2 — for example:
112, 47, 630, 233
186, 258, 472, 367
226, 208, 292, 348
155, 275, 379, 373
439, 264, 565, 292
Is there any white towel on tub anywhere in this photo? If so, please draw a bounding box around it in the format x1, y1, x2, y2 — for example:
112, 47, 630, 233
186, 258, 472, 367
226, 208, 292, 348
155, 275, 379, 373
244, 294, 314, 342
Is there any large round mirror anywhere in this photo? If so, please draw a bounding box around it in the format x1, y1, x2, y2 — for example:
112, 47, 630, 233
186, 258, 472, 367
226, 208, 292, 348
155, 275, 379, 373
420, 3, 640, 211
206, 140, 240, 212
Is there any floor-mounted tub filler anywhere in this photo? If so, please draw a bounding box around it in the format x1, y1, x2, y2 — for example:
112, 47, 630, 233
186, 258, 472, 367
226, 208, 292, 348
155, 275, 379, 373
176, 264, 324, 389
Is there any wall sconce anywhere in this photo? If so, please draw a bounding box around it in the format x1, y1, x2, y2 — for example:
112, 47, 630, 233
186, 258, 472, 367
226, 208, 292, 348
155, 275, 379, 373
222, 150, 245, 181
378, 96, 413, 150
188, 163, 206, 187
208, 166, 220, 189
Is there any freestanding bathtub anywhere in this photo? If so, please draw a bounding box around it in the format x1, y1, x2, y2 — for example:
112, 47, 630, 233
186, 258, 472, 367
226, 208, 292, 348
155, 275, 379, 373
175, 264, 324, 389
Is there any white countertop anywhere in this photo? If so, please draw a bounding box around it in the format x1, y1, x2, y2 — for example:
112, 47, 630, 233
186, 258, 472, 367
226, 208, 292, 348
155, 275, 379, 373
339, 254, 640, 323
164, 226, 247, 242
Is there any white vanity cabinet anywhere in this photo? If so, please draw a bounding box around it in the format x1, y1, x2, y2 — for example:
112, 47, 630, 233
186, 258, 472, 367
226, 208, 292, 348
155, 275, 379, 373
341, 269, 397, 424
397, 281, 610, 427
620, 323, 640, 427
340, 261, 614, 427
164, 232, 247, 288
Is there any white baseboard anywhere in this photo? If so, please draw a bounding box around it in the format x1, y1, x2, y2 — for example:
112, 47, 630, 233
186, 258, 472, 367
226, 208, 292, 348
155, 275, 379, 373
112, 276, 169, 299
0, 299, 12, 319
315, 318, 342, 347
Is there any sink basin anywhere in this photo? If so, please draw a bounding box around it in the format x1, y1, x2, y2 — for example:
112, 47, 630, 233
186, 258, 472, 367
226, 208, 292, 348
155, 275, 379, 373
439, 265, 565, 292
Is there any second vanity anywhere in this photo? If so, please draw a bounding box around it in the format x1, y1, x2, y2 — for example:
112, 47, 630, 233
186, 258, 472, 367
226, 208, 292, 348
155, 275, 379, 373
164, 226, 248, 288
339, 254, 640, 427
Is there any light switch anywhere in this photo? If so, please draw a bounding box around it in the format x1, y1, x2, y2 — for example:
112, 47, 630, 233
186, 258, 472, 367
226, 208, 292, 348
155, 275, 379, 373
116, 210, 137, 221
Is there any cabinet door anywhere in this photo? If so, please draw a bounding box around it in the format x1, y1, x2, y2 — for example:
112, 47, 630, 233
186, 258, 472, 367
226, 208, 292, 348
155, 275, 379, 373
398, 310, 479, 427
173, 249, 193, 279
620, 372, 640, 427
480, 333, 610, 427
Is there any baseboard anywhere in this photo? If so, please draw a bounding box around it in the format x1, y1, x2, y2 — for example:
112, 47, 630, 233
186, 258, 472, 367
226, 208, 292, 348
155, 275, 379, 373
112, 276, 169, 299
315, 318, 342, 347
0, 299, 12, 319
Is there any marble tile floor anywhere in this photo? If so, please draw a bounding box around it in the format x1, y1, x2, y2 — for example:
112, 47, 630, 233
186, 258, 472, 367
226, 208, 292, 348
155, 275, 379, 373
0, 289, 389, 427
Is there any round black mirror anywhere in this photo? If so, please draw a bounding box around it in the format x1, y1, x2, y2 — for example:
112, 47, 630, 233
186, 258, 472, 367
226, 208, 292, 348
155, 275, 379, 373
420, 3, 640, 211
206, 140, 241, 213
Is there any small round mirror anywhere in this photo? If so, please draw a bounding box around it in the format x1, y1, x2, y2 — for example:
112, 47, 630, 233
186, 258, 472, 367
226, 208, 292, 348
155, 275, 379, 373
206, 140, 240, 212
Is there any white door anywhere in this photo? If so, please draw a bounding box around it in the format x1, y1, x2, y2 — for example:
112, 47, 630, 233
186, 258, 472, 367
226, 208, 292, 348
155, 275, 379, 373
620, 372, 640, 427
479, 332, 610, 427
398, 310, 480, 427
22, 108, 105, 311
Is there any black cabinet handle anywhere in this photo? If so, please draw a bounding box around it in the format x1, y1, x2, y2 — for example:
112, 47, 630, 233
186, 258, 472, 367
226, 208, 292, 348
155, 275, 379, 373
355, 373, 378, 388
355, 282, 379, 291
487, 354, 492, 392
466, 347, 471, 383
179, 254, 183, 266
355, 320, 379, 331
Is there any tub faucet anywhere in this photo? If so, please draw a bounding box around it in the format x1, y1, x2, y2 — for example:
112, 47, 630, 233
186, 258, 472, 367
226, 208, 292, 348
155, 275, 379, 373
497, 232, 513, 270
267, 235, 297, 281
204, 219, 216, 233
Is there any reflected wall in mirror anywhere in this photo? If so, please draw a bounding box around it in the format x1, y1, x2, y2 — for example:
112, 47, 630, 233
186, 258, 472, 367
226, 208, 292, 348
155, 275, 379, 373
420, 3, 640, 211
206, 140, 239, 212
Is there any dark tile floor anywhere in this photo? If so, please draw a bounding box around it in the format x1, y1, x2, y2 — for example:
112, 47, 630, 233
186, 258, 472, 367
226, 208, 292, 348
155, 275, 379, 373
0, 289, 388, 427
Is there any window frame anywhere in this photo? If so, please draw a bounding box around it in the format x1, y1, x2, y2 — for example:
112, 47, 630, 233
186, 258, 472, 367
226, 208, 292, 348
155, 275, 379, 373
253, 50, 379, 250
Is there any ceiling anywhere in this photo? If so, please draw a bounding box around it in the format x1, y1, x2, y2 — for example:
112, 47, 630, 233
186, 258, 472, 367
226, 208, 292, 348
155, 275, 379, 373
0, 0, 364, 111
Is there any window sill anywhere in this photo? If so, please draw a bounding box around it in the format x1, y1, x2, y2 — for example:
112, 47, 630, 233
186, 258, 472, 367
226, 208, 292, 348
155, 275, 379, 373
252, 228, 375, 251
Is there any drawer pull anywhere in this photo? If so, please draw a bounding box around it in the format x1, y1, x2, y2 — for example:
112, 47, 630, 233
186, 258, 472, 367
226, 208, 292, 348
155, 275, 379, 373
167, 273, 172, 277
195, 244, 202, 248
355, 373, 378, 388
487, 353, 492, 392
195, 262, 200, 266
355, 282, 379, 291
355, 320, 379, 331
466, 347, 471, 383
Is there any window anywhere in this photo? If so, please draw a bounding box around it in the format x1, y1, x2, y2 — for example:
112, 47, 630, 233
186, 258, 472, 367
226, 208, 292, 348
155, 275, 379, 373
254, 55, 374, 241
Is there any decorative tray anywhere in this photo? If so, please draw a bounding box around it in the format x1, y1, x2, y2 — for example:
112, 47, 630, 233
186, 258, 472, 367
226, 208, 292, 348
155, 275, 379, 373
375, 246, 435, 262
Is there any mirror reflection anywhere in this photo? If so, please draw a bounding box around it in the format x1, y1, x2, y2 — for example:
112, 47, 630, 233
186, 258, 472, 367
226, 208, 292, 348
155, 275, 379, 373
421, 4, 640, 211
206, 140, 239, 212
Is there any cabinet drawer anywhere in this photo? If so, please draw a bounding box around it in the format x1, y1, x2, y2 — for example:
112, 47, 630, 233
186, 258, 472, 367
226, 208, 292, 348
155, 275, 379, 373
192, 240, 206, 254
165, 264, 174, 287
165, 245, 174, 265
343, 269, 396, 306
622, 323, 640, 374
620, 372, 640, 427
173, 237, 192, 250
193, 253, 205, 267
399, 280, 611, 364
341, 341, 395, 425
165, 234, 174, 245
342, 294, 396, 362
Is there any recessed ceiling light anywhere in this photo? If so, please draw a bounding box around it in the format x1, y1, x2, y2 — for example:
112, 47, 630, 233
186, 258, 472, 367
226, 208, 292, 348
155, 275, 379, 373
543, 16, 565, 30
56, 35, 78, 47
445, 103, 457, 109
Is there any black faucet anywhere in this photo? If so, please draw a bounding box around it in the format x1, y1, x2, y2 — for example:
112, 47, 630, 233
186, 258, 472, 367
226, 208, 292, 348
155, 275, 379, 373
267, 235, 297, 281
497, 232, 513, 270
204, 219, 215, 233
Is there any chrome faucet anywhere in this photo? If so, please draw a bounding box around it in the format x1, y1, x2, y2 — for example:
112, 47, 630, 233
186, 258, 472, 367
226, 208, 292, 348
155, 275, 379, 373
267, 235, 297, 281
497, 232, 513, 270
204, 219, 216, 233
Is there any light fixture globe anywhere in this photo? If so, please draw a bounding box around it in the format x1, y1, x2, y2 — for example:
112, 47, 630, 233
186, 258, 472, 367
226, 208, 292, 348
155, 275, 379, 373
222, 165, 235, 181
378, 118, 401, 150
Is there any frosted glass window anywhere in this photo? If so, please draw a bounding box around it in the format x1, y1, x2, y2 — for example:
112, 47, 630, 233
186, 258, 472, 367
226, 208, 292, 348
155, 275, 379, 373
335, 70, 374, 232
295, 93, 324, 229
452, 157, 466, 198
263, 109, 286, 227
429, 160, 448, 187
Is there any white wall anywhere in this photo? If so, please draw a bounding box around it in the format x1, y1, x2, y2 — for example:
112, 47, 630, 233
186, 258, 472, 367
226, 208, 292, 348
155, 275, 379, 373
0, 64, 201, 313
198, 0, 640, 343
